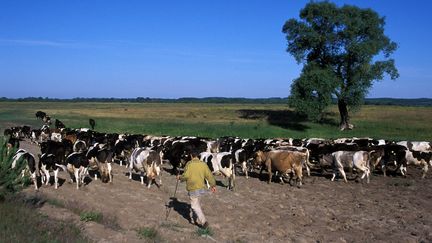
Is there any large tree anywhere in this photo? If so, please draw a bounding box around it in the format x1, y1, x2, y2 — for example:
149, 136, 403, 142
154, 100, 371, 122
282, 1, 399, 130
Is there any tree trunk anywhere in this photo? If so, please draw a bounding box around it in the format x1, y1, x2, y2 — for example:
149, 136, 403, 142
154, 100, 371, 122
338, 99, 354, 130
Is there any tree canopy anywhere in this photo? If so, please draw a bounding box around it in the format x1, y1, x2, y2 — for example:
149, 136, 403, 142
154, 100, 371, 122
283, 1, 399, 130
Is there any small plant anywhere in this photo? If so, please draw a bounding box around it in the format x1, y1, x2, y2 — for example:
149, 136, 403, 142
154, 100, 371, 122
197, 226, 213, 237
80, 211, 103, 222
137, 226, 159, 240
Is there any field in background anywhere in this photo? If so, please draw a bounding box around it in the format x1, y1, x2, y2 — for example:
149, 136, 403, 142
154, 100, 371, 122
0, 101, 431, 141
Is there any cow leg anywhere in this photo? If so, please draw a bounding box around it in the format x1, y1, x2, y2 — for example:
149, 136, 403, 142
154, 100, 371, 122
265, 159, 272, 184
421, 161, 428, 179
42, 166, 50, 185
399, 165, 406, 176
119, 160, 123, 167
140, 171, 144, 185
295, 166, 303, 187
108, 163, 113, 183
81, 167, 88, 185
31, 172, 38, 191
147, 179, 152, 188
366, 168, 370, 183
231, 166, 235, 190
54, 168, 59, 189
74, 168, 80, 189
156, 166, 161, 186
331, 172, 336, 181
381, 164, 387, 177
242, 161, 249, 179
339, 168, 348, 183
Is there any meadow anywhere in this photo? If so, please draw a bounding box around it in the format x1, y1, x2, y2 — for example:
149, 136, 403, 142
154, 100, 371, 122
0, 101, 431, 141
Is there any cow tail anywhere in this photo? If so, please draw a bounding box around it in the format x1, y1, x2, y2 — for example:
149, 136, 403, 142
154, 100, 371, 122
55, 163, 68, 172
304, 149, 314, 168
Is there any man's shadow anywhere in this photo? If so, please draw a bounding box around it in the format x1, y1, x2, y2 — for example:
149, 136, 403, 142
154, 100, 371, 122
166, 197, 194, 224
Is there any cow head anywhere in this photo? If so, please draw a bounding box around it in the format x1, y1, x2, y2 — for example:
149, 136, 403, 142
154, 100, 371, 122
369, 149, 385, 169
253, 150, 265, 167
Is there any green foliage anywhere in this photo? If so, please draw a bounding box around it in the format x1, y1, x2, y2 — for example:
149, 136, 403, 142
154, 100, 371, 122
80, 211, 103, 222
0, 137, 30, 194
137, 226, 160, 241
196, 226, 214, 237
283, 1, 399, 124
288, 63, 338, 121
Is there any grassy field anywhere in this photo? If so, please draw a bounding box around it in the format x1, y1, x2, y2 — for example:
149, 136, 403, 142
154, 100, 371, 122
0, 101, 431, 141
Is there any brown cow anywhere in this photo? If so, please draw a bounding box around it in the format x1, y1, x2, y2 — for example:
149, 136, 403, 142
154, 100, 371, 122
253, 150, 306, 186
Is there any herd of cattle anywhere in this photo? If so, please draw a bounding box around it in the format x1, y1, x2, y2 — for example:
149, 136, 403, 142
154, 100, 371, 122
3, 112, 432, 192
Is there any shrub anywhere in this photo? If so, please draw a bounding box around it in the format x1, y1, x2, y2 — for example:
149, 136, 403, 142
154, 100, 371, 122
80, 211, 103, 222
137, 226, 160, 240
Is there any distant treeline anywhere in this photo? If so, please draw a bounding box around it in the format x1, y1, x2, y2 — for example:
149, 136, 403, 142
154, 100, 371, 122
0, 97, 431, 106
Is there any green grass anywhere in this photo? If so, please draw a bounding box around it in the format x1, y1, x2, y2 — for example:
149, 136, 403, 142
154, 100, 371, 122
196, 226, 214, 237
1, 101, 431, 140
136, 226, 161, 241
80, 210, 103, 222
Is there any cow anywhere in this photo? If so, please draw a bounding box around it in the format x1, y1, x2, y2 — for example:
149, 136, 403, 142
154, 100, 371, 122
65, 152, 90, 189
200, 151, 235, 190
233, 148, 253, 178
113, 139, 133, 166
55, 119, 66, 129
276, 146, 311, 176
402, 150, 432, 178
89, 118, 96, 130
11, 149, 40, 191
73, 140, 87, 153
331, 151, 371, 183
39, 140, 73, 189
380, 144, 407, 177
86, 143, 113, 183
163, 138, 207, 174
51, 132, 63, 142
253, 150, 305, 186
129, 148, 162, 188
39, 153, 67, 189
35, 111, 46, 120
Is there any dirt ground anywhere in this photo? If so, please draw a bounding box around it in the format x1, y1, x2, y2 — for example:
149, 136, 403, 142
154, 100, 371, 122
19, 139, 432, 243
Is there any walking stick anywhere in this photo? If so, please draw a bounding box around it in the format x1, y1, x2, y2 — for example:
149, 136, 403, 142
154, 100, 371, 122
165, 173, 180, 221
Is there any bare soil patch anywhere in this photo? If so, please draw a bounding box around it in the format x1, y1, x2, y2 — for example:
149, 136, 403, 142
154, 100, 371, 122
20, 139, 432, 242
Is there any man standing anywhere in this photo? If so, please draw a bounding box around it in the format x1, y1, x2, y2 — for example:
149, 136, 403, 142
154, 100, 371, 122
177, 149, 216, 229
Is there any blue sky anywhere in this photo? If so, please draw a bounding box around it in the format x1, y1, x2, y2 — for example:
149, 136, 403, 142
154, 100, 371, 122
1, 0, 431, 99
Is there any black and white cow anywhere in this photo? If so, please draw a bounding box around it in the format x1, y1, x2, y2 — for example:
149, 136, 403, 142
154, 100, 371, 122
380, 144, 407, 177
39, 140, 73, 189
113, 139, 133, 166
401, 150, 432, 178
35, 111, 47, 120
129, 148, 162, 188
73, 140, 87, 153
66, 152, 90, 189
11, 149, 40, 191
86, 143, 113, 183
200, 151, 235, 190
